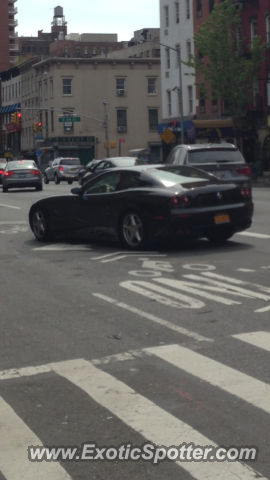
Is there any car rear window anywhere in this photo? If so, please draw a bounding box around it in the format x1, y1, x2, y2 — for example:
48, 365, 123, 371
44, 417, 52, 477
148, 167, 212, 187
188, 149, 244, 164
113, 158, 145, 167
60, 159, 81, 166
7, 161, 37, 169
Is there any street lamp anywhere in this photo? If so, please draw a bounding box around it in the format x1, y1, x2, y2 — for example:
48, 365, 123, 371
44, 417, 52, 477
155, 41, 185, 144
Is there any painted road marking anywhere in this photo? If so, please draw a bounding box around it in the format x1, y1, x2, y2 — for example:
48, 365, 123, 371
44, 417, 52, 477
0, 221, 27, 225
254, 305, 270, 313
93, 293, 212, 342
237, 231, 270, 239
0, 396, 72, 480
91, 252, 167, 263
146, 344, 270, 416
52, 357, 268, 480
0, 204, 21, 210
237, 269, 256, 272
201, 272, 270, 294
233, 332, 270, 353
33, 244, 92, 251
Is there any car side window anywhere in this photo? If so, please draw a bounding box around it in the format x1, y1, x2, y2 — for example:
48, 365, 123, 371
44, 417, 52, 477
115, 173, 147, 191
94, 161, 106, 172
83, 172, 121, 194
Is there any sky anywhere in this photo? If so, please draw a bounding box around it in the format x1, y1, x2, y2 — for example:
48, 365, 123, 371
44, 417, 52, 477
17, 0, 160, 41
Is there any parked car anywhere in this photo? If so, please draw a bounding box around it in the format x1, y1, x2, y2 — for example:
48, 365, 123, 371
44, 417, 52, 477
0, 159, 7, 185
165, 143, 251, 188
78, 159, 100, 185
2, 160, 42, 192
81, 156, 144, 185
44, 157, 82, 185
29, 165, 253, 249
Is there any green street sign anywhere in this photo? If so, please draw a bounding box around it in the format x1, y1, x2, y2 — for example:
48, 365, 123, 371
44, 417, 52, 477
59, 117, 81, 123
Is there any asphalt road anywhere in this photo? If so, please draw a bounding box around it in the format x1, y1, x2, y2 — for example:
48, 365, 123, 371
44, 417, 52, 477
0, 183, 270, 480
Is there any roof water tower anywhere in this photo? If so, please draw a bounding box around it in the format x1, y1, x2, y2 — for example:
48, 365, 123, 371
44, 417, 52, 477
51, 6, 67, 37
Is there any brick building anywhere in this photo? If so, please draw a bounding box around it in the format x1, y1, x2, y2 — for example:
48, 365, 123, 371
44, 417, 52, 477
0, 0, 18, 73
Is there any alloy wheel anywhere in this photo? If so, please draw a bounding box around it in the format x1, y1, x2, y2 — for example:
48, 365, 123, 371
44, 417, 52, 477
32, 210, 46, 240
122, 213, 143, 247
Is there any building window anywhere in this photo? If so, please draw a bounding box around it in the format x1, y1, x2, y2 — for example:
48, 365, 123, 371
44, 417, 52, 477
84, 47, 89, 56
166, 48, 170, 69
167, 90, 172, 116
15, 83, 17, 98
188, 86, 193, 114
22, 46, 25, 53
12, 84, 14, 98
44, 81, 48, 99
92, 48, 97, 55
31, 76, 34, 92
266, 16, 270, 43
117, 110, 127, 131
175, 2, 180, 24
63, 110, 74, 133
212, 98, 217, 112
148, 109, 158, 131
100, 49, 105, 55
176, 44, 180, 66
164, 5, 169, 27
27, 46, 31, 53
62, 78, 72, 95
18, 82, 20, 95
46, 47, 49, 54
197, 0, 202, 18
51, 109, 54, 132
198, 51, 204, 64
187, 41, 192, 62
209, 0, 215, 13
148, 78, 157, 95
50, 79, 53, 98
76, 48, 80, 57
28, 77, 30, 94
116, 78, 126, 95
251, 19, 258, 41
9, 85, 11, 100
199, 89, 205, 113
39, 46, 43, 54
186, 0, 190, 20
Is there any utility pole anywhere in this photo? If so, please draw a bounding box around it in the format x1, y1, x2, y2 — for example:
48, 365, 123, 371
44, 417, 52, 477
103, 100, 110, 158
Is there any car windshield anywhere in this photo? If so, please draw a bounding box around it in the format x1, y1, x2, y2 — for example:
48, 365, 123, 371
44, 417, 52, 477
188, 149, 244, 164
7, 161, 37, 169
0, 163, 6, 168
112, 158, 145, 167
60, 159, 81, 165
149, 167, 212, 187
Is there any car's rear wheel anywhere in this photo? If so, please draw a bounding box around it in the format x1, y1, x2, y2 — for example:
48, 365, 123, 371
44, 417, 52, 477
2, 185, 8, 193
78, 173, 83, 185
44, 174, 49, 184
31, 208, 51, 241
119, 211, 147, 250
68, 180, 73, 185
206, 231, 234, 244
54, 174, 60, 185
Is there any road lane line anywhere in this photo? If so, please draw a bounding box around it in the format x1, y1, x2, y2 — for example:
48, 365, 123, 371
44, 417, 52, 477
0, 204, 21, 210
254, 305, 270, 313
51, 358, 267, 480
237, 232, 270, 239
146, 344, 270, 415
93, 293, 212, 342
0, 365, 51, 381
233, 332, 270, 352
33, 244, 92, 251
0, 396, 72, 480
91, 251, 161, 260
0, 221, 27, 225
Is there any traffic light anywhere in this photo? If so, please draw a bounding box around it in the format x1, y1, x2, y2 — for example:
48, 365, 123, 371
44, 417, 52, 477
11, 113, 16, 123
17, 112, 22, 124
33, 122, 37, 131
38, 122, 42, 133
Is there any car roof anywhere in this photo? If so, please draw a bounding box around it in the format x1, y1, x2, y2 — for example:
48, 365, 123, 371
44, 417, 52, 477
92, 164, 195, 174
176, 143, 237, 150
100, 157, 140, 161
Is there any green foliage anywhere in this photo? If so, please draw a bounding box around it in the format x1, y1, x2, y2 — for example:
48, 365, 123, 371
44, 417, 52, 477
185, 0, 268, 130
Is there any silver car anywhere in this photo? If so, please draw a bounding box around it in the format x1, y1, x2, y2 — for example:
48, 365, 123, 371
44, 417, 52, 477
165, 144, 251, 188
2, 160, 42, 192
44, 157, 82, 185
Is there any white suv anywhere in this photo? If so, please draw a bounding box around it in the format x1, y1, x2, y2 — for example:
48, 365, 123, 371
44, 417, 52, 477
44, 157, 82, 185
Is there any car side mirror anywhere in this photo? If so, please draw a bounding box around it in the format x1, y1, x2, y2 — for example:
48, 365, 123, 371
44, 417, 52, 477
71, 187, 81, 195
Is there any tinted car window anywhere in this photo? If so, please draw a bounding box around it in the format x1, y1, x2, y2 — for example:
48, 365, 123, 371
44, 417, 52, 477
83, 172, 121, 194
187, 149, 244, 164
115, 173, 150, 190
7, 161, 37, 169
112, 158, 145, 167
147, 167, 212, 187
60, 159, 81, 166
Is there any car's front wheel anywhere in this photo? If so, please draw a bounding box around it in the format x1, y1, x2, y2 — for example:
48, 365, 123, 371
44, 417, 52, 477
54, 174, 60, 185
119, 211, 147, 250
31, 208, 51, 241
68, 180, 73, 185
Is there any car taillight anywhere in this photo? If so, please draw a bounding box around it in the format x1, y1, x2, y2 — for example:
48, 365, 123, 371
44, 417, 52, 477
30, 170, 40, 175
0, 169, 3, 175
59, 166, 63, 172
181, 194, 192, 205
241, 188, 251, 198
236, 165, 251, 176
4, 171, 14, 176
171, 194, 192, 206
171, 196, 181, 206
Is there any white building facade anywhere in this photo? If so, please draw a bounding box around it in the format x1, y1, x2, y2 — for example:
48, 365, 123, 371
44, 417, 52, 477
159, 0, 196, 150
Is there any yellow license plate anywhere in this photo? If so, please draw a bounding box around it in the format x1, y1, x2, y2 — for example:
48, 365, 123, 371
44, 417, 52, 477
215, 214, 230, 224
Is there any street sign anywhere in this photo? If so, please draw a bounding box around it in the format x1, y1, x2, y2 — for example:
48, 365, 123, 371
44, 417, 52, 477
160, 128, 175, 144
119, 139, 125, 143
59, 117, 81, 123
35, 135, 44, 140
36, 149, 42, 156
104, 141, 117, 149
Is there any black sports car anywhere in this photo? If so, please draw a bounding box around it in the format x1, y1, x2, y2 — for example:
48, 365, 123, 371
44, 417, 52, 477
79, 157, 144, 185
29, 165, 253, 249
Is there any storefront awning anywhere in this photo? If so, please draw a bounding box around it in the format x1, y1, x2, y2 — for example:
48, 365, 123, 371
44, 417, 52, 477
193, 119, 233, 128
0, 103, 21, 115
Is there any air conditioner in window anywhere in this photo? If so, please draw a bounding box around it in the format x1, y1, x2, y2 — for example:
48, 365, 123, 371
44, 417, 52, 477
150, 90, 157, 95
118, 126, 127, 132
199, 106, 205, 113
197, 10, 202, 17
165, 71, 170, 78
212, 105, 217, 112
164, 29, 168, 35
117, 89, 125, 96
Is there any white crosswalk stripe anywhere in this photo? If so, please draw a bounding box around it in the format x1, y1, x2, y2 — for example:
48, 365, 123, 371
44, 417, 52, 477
0, 337, 270, 479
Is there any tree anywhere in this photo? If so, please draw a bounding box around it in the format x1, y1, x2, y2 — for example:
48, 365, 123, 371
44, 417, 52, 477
185, 0, 268, 137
